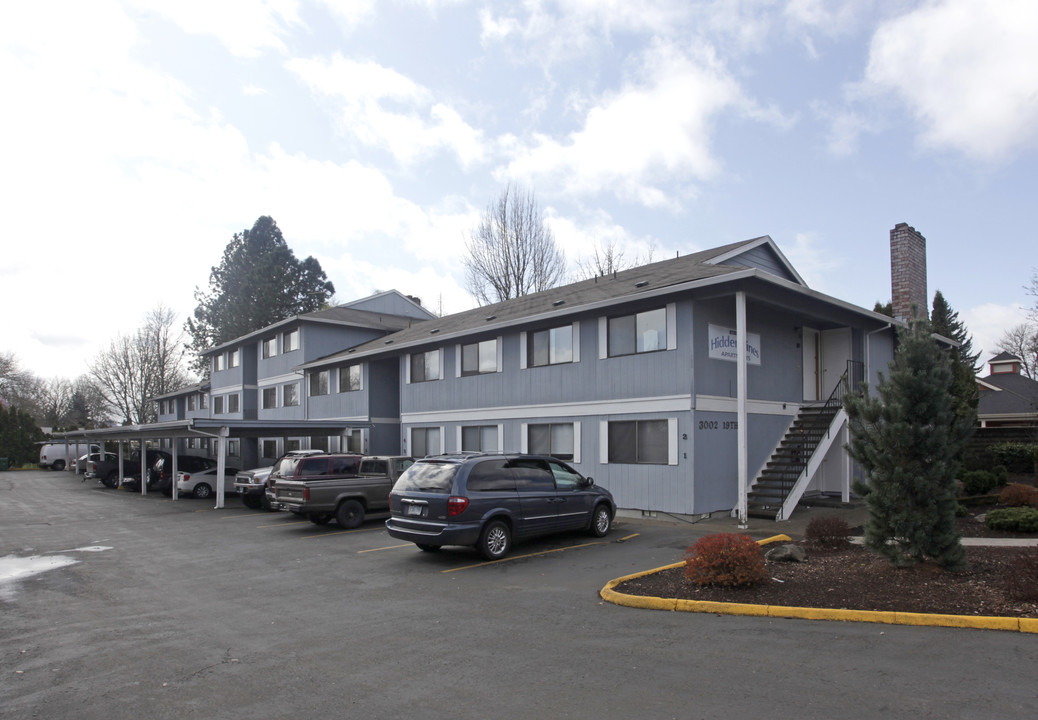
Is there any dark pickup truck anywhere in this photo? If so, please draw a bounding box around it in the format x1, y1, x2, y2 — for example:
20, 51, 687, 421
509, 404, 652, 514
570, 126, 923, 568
273, 455, 414, 528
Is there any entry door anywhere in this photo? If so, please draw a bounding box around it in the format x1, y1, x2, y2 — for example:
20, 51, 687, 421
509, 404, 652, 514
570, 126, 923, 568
820, 328, 851, 399
803, 328, 820, 402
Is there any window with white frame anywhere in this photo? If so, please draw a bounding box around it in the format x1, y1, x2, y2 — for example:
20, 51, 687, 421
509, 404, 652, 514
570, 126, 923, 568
213, 396, 224, 414
262, 387, 277, 409
309, 369, 330, 397
607, 307, 667, 356
261, 439, 278, 458
199, 393, 208, 409
228, 393, 240, 414
343, 431, 363, 454
283, 383, 299, 407
461, 339, 499, 376
461, 425, 499, 452
286, 438, 302, 452
410, 350, 441, 383
339, 364, 361, 392
607, 419, 669, 464
410, 427, 441, 457
528, 325, 574, 367
187, 394, 196, 411
229, 348, 240, 368
262, 337, 277, 359
228, 439, 240, 457
283, 328, 299, 353
214, 354, 225, 372
527, 423, 575, 461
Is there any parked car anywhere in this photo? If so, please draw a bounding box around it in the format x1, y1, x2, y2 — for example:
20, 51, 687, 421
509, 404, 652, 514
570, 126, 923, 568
386, 453, 615, 560
234, 449, 325, 510
273, 455, 413, 527
176, 464, 240, 499
74, 451, 116, 476
38, 443, 100, 471
119, 449, 172, 491
153, 455, 223, 496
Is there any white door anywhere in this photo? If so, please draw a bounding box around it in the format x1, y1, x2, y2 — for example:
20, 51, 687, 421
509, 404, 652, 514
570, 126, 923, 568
802, 328, 819, 402
820, 328, 851, 399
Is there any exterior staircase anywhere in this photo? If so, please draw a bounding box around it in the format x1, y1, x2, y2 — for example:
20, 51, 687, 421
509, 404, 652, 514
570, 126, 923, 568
746, 361, 864, 521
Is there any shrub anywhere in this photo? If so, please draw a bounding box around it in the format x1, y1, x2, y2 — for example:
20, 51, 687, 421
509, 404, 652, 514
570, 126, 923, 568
955, 503, 968, 517
1005, 551, 1038, 602
990, 443, 1038, 474
804, 515, 852, 548
993, 465, 1009, 484
998, 483, 1038, 508
960, 469, 999, 496
683, 533, 767, 588
985, 507, 1038, 533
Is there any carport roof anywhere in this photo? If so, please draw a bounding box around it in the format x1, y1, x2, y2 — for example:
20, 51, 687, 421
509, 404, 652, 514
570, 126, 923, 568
55, 418, 362, 442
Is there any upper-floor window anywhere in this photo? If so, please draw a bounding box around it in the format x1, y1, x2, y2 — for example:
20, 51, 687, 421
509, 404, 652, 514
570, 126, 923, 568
339, 365, 362, 392
410, 350, 441, 383
213, 396, 224, 415
309, 370, 330, 397
283, 383, 299, 407
262, 337, 277, 359
262, 387, 277, 409
608, 307, 667, 357
528, 325, 574, 367
228, 349, 240, 368
461, 339, 499, 376
187, 394, 196, 411
214, 354, 225, 372
199, 393, 208, 409
283, 329, 299, 353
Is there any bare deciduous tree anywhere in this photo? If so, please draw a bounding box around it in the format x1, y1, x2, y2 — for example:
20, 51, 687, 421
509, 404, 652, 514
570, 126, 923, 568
90, 305, 190, 425
464, 183, 566, 305
997, 322, 1038, 380
573, 238, 658, 281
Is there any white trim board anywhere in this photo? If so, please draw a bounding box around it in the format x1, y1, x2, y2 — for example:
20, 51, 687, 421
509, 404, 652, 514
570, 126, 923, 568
402, 394, 692, 425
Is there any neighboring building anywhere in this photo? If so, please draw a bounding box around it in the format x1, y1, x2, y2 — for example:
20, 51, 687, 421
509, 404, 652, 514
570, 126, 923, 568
977, 352, 1038, 428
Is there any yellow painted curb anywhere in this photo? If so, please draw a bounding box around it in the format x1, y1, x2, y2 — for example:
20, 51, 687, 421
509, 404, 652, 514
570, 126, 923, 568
600, 535, 1037, 633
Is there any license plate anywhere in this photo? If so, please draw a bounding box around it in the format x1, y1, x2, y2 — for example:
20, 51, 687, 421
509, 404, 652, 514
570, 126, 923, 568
406, 504, 423, 517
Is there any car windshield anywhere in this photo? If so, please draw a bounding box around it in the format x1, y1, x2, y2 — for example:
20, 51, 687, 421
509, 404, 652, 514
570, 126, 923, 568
392, 462, 458, 493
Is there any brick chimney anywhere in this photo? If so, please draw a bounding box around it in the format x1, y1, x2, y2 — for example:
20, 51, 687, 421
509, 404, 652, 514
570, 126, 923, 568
890, 223, 927, 322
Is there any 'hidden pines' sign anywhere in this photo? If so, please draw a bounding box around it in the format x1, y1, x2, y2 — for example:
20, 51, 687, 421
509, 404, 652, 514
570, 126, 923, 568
708, 324, 761, 365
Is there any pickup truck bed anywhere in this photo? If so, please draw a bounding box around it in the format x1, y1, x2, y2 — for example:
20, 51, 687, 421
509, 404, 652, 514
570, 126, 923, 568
274, 473, 394, 529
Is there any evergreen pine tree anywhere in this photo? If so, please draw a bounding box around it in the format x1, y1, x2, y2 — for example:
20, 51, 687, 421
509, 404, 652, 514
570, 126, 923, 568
930, 290, 981, 422
844, 316, 972, 570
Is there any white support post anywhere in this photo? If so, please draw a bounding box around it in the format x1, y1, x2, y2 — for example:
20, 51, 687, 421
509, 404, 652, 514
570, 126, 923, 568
736, 291, 748, 527
215, 428, 229, 509
171, 443, 178, 502
139, 437, 147, 496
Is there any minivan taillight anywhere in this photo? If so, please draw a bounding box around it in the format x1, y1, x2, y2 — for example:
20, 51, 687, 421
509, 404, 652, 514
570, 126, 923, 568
447, 496, 469, 516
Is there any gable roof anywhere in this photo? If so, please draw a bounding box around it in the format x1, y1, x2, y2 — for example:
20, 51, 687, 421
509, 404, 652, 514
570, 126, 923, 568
978, 371, 1038, 417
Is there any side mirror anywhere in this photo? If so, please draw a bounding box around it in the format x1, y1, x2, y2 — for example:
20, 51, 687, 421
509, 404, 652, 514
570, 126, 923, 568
583, 476, 594, 487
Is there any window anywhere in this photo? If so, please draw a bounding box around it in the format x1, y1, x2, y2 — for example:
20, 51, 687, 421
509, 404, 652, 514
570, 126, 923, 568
283, 383, 299, 407
548, 460, 583, 490
461, 339, 498, 376
187, 394, 196, 411
411, 427, 441, 457
262, 337, 277, 359
528, 325, 573, 367
229, 348, 240, 368
465, 459, 516, 492
286, 438, 302, 452
410, 350, 441, 383
462, 425, 498, 452
343, 431, 362, 454
228, 393, 240, 414
213, 396, 224, 415
339, 364, 361, 392
283, 329, 299, 353
262, 440, 278, 458
199, 393, 208, 409
528, 423, 574, 461
608, 307, 667, 357
228, 439, 240, 457
262, 387, 277, 409
214, 354, 225, 372
607, 419, 669, 464
311, 435, 329, 452
309, 370, 330, 397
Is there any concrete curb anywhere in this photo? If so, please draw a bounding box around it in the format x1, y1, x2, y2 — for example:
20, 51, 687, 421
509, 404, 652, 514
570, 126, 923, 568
600, 535, 1038, 633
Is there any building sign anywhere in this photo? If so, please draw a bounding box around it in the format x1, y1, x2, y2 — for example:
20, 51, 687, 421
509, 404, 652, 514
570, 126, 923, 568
708, 324, 761, 365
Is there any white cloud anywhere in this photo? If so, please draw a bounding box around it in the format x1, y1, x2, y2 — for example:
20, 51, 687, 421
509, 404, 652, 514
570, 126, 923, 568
500, 42, 756, 207
962, 302, 1032, 363
549, 211, 666, 278
287, 54, 486, 167
862, 0, 1038, 163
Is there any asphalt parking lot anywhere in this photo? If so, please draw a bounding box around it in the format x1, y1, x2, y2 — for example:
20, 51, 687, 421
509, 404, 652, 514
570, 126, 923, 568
2, 470, 1037, 720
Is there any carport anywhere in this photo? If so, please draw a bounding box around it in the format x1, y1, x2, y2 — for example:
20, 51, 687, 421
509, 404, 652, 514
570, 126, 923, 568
57, 419, 357, 508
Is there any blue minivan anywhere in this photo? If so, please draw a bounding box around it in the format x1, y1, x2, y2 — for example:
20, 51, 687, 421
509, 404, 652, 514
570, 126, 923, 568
386, 453, 615, 560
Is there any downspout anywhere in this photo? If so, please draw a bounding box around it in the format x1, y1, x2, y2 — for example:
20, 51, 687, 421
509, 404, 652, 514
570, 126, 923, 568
736, 291, 748, 527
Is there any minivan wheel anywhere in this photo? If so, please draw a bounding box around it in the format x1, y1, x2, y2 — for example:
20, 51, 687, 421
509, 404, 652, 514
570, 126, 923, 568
589, 504, 612, 537
336, 499, 365, 529
478, 520, 511, 560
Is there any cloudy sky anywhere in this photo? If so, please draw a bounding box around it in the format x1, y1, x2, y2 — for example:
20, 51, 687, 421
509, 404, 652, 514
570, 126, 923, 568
2, 0, 1036, 381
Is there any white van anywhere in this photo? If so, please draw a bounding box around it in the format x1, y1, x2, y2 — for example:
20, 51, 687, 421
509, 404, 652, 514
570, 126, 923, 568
38, 443, 100, 471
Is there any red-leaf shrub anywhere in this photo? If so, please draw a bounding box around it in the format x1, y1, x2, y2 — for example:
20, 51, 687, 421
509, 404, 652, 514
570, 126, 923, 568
804, 514, 852, 548
998, 483, 1038, 508
683, 533, 767, 588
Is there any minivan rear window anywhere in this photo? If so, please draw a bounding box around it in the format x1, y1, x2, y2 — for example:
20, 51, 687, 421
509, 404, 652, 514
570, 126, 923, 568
392, 462, 459, 493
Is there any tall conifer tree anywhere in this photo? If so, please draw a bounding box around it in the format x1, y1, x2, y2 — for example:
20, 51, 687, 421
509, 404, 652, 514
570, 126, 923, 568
930, 290, 980, 421
844, 317, 972, 570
